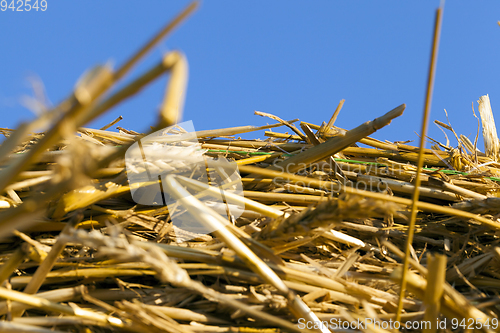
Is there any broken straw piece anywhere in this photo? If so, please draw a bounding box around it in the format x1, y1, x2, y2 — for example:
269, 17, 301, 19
478, 94, 500, 161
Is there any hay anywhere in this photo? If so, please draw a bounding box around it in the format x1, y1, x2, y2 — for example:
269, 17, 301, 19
0, 2, 499, 333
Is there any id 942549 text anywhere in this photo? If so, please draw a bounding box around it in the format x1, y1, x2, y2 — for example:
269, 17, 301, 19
1, 0, 47, 11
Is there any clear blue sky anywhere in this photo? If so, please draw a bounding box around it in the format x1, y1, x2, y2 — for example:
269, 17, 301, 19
1, 1, 500, 150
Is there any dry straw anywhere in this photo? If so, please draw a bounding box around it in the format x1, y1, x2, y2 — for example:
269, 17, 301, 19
0, 2, 499, 333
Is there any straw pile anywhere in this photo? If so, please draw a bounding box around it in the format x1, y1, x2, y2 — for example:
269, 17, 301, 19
1, 3, 500, 333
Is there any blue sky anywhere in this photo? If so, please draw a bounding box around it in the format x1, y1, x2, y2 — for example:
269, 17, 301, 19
1, 1, 500, 150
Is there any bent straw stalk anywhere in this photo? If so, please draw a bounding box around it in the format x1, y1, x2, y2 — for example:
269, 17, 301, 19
260, 104, 405, 175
